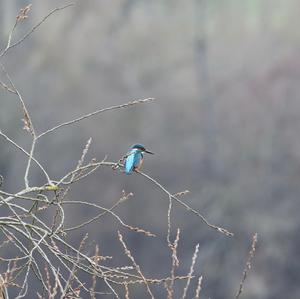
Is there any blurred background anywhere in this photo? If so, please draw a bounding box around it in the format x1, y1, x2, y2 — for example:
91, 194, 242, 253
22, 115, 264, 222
1, 0, 300, 298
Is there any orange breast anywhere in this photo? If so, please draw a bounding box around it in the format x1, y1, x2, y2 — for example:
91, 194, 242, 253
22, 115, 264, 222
134, 157, 144, 171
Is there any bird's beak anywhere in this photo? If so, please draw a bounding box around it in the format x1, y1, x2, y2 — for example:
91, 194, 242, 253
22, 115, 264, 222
144, 149, 154, 155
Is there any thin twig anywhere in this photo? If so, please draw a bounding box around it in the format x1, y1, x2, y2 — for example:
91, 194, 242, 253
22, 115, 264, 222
37, 98, 155, 139
235, 233, 258, 298
194, 276, 203, 299
166, 228, 180, 299
0, 79, 17, 94
0, 130, 51, 184
118, 231, 155, 299
136, 170, 233, 237
63, 191, 133, 232
0, 4, 75, 58
63, 200, 155, 237
182, 244, 199, 299
0, 62, 36, 187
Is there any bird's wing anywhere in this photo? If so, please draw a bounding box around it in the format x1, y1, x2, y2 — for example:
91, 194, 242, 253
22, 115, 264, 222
124, 151, 135, 174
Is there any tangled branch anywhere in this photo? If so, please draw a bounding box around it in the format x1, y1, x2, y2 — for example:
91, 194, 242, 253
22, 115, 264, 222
0, 3, 256, 298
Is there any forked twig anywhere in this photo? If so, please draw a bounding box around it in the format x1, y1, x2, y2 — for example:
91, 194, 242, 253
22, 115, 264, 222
136, 170, 233, 237
0, 3, 74, 58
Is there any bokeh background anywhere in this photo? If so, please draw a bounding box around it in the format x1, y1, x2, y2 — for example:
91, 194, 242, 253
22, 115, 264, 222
1, 0, 300, 298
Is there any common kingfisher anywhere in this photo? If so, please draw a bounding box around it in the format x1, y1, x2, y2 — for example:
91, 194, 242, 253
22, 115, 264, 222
124, 144, 154, 174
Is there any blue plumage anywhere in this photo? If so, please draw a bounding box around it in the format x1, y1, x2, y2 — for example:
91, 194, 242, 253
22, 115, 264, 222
125, 149, 143, 174
124, 144, 153, 174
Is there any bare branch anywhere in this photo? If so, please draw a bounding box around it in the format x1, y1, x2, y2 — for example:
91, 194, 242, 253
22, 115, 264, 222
0, 2, 246, 297
0, 3, 74, 58
136, 170, 233, 237
37, 98, 155, 139
0, 130, 51, 185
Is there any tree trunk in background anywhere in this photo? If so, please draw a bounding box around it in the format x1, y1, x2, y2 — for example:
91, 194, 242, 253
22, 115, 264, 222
194, 0, 217, 179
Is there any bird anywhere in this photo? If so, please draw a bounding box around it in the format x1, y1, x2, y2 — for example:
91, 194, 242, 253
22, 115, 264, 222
124, 144, 154, 174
